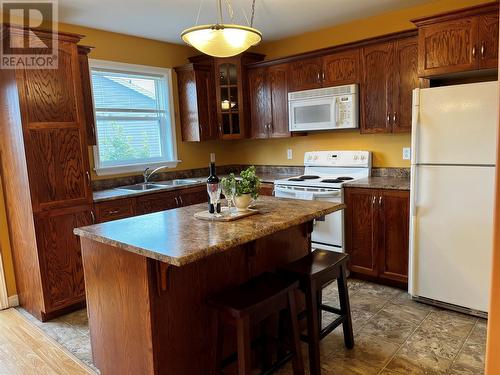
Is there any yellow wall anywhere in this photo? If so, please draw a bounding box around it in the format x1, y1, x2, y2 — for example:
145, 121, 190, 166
0, 0, 495, 297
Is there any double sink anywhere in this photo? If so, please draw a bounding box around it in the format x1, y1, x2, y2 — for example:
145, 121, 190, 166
115, 179, 203, 192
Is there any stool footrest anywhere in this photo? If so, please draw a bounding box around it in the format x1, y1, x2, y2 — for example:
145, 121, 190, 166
320, 304, 342, 315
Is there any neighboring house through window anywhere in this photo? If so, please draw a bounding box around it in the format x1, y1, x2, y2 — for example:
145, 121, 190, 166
89, 59, 178, 176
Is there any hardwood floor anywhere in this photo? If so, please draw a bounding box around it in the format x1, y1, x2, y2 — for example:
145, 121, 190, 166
0, 308, 95, 375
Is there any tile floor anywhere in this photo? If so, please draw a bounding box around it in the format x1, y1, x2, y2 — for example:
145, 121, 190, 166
18, 278, 487, 375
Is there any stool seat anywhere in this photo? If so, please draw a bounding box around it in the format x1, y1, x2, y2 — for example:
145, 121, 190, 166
281, 250, 349, 277
209, 273, 299, 318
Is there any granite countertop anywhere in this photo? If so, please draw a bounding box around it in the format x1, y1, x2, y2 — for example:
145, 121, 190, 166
74, 196, 344, 267
343, 176, 410, 190
92, 173, 294, 203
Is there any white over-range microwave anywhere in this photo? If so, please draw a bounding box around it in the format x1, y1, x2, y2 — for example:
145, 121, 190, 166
288, 84, 359, 132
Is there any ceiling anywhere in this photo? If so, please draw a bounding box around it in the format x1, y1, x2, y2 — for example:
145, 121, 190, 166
58, 0, 431, 44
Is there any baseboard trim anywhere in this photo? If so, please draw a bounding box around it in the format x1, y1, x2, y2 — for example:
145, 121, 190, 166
8, 295, 19, 307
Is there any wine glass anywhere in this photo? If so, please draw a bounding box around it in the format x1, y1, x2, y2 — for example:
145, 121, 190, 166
207, 183, 222, 218
221, 179, 236, 216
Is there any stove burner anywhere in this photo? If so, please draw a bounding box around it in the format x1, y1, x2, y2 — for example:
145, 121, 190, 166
288, 178, 305, 181
337, 177, 354, 181
321, 179, 345, 184
299, 175, 320, 180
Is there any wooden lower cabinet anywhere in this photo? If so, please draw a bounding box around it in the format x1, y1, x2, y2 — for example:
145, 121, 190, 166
34, 206, 93, 317
259, 183, 274, 196
95, 185, 208, 220
344, 187, 410, 288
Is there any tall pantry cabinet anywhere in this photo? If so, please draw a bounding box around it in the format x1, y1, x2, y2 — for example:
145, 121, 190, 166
0, 26, 94, 320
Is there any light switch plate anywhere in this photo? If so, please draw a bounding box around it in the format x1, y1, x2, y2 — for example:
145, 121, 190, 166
403, 147, 411, 160
287, 149, 293, 160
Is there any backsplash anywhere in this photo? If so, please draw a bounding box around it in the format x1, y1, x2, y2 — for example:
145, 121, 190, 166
92, 165, 409, 191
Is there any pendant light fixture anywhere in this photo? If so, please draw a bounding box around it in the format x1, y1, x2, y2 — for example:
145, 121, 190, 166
181, 0, 262, 58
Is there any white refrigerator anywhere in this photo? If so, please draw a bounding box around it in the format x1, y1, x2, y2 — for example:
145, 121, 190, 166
409, 81, 498, 316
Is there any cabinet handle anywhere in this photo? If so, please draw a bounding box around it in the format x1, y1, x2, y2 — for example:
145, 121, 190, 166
174, 197, 179, 206
372, 196, 376, 205
393, 112, 397, 125
90, 211, 96, 224
107, 209, 120, 215
179, 196, 183, 205
481, 42, 485, 58
322, 71, 325, 81
386, 113, 391, 126
218, 124, 222, 134
317, 72, 321, 83
379, 196, 383, 206
86, 171, 91, 186
472, 45, 477, 58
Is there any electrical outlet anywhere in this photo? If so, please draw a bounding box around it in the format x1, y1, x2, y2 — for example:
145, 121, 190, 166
287, 149, 293, 160
403, 147, 411, 160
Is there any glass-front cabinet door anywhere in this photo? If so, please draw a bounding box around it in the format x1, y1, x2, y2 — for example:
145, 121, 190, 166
215, 58, 245, 139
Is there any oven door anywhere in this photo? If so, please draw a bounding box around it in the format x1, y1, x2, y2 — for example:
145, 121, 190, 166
288, 96, 336, 131
274, 185, 344, 253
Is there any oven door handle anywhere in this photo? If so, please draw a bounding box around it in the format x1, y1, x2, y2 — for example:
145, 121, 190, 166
274, 186, 341, 198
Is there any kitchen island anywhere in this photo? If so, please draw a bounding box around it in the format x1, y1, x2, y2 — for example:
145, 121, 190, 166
74, 197, 344, 374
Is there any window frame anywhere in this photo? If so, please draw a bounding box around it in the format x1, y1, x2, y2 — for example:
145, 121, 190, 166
89, 59, 179, 176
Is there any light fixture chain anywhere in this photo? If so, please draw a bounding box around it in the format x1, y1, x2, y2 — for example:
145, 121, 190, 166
250, 0, 256, 27
224, 0, 234, 21
195, 0, 205, 25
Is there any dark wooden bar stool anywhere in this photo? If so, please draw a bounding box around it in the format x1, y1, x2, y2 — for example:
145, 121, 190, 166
280, 250, 354, 375
208, 272, 305, 375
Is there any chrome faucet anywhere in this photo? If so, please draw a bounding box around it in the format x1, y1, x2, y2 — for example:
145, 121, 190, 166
143, 166, 167, 183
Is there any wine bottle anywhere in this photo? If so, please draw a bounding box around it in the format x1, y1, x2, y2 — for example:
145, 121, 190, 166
207, 153, 221, 213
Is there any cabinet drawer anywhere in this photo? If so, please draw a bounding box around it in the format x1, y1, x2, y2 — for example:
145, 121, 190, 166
95, 199, 135, 222
136, 191, 178, 214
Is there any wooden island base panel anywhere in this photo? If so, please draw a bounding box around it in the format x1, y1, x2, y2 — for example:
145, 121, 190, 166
75, 197, 344, 375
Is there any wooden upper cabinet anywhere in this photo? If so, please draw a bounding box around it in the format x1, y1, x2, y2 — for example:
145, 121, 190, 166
392, 37, 419, 133
248, 63, 291, 139
268, 64, 290, 138
176, 64, 217, 142
77, 45, 96, 146
417, 17, 478, 77
361, 42, 393, 134
322, 49, 360, 86
18, 40, 92, 211
288, 57, 323, 91
413, 2, 499, 77
478, 12, 499, 69
248, 67, 271, 139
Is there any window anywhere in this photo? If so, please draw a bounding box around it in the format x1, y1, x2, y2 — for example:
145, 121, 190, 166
90, 60, 178, 175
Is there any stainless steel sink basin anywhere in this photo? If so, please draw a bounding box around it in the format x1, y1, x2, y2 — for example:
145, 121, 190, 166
115, 183, 165, 191
155, 179, 201, 186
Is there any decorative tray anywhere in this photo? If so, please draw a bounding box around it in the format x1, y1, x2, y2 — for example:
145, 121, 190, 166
194, 207, 259, 222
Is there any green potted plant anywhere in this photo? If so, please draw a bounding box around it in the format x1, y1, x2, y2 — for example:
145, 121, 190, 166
222, 166, 260, 211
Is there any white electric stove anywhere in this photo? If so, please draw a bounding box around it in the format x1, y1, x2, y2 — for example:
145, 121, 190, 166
274, 151, 372, 252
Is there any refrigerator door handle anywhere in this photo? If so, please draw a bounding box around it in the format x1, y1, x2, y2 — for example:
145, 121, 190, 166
411, 88, 420, 165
